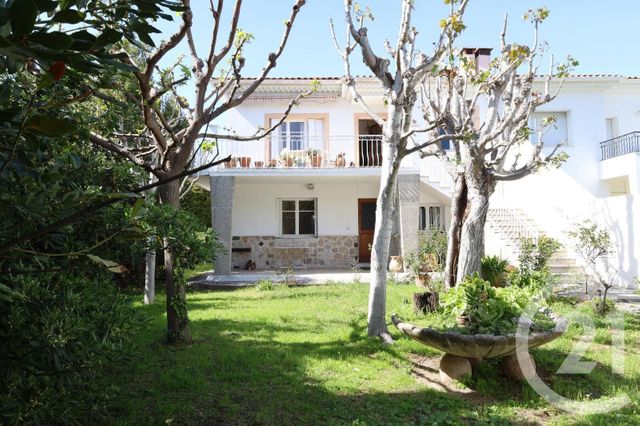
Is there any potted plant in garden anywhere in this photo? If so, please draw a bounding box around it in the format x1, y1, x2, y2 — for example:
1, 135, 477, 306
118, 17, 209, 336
279, 150, 294, 168
239, 156, 251, 168
335, 152, 346, 167
306, 148, 323, 167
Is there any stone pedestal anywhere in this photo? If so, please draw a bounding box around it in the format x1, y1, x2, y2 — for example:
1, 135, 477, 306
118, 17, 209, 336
439, 354, 472, 385
210, 176, 235, 274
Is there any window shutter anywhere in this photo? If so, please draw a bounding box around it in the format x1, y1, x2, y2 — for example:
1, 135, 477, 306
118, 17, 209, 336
308, 119, 324, 150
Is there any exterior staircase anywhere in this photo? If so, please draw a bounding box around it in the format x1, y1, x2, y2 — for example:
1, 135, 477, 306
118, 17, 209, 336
485, 208, 582, 275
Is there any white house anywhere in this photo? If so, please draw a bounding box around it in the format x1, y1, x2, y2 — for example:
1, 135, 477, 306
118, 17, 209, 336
198, 67, 640, 286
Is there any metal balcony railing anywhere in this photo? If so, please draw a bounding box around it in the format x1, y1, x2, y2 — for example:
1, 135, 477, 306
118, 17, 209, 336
201, 133, 384, 169
600, 131, 640, 160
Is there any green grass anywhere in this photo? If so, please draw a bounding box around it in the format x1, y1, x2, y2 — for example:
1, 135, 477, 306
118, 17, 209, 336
104, 283, 640, 425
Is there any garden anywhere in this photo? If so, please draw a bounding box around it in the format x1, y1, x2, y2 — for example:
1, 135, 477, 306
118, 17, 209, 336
2, 1, 639, 424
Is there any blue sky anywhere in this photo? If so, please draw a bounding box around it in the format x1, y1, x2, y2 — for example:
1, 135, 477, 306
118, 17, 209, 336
156, 0, 640, 77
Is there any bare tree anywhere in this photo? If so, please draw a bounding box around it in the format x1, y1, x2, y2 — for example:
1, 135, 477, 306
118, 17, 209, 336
89, 0, 308, 344
333, 1, 574, 340
417, 10, 575, 288
331, 0, 469, 341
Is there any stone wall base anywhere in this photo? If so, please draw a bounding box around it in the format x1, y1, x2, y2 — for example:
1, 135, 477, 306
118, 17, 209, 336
231, 236, 359, 270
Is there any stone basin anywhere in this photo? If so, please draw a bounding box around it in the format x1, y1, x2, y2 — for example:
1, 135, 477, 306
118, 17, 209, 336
391, 314, 567, 359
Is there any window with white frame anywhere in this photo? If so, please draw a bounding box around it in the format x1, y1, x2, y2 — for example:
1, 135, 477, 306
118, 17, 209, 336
529, 112, 568, 146
419, 205, 443, 230
271, 118, 324, 158
279, 199, 317, 237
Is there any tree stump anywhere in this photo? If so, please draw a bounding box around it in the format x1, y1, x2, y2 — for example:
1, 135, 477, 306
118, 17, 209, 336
413, 291, 439, 314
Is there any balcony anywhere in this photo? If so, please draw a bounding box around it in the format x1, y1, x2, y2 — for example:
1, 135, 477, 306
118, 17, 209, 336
600, 132, 640, 160
207, 133, 383, 170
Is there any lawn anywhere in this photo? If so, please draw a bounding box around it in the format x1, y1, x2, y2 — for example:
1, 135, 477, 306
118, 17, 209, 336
104, 283, 640, 425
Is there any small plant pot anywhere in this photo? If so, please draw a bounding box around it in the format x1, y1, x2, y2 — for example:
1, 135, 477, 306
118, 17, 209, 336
239, 157, 251, 168
282, 157, 294, 168
224, 158, 237, 168
254, 161, 264, 168
388, 256, 403, 272
415, 272, 431, 288
310, 155, 323, 167
268, 159, 278, 168
335, 157, 346, 167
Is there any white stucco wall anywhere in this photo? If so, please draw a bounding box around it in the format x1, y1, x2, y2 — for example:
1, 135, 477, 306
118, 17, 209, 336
490, 85, 640, 284
231, 179, 379, 236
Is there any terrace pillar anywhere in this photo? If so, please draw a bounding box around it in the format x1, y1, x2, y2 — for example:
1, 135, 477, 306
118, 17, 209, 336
210, 175, 235, 274
397, 173, 420, 270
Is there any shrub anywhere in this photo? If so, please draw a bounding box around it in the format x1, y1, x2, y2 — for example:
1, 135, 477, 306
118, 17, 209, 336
518, 235, 561, 272
480, 255, 509, 287
256, 279, 275, 291
440, 273, 552, 334
418, 227, 448, 271
0, 271, 140, 423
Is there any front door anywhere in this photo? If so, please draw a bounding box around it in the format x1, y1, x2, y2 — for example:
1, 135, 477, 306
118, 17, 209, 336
358, 198, 377, 262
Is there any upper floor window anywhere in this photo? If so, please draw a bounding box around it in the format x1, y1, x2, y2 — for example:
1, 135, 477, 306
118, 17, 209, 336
529, 112, 568, 146
605, 118, 618, 140
270, 117, 324, 158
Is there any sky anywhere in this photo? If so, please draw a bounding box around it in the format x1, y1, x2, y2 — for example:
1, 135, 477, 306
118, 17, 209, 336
154, 0, 640, 79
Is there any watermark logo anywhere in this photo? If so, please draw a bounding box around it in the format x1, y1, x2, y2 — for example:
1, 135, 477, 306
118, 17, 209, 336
515, 297, 630, 415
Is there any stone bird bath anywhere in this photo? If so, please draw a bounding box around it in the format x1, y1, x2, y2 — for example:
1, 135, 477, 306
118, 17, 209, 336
391, 314, 568, 382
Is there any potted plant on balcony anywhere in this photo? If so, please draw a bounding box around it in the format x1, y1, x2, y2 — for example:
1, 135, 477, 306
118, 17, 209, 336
224, 157, 237, 168
306, 148, 323, 167
239, 156, 251, 168
254, 160, 264, 168
279, 150, 294, 168
335, 152, 346, 167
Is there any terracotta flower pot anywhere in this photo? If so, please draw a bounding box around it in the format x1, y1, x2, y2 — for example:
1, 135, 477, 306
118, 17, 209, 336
310, 155, 323, 167
268, 159, 278, 168
239, 156, 251, 168
254, 161, 264, 168
335, 156, 346, 167
224, 158, 237, 168
282, 157, 294, 168
388, 256, 403, 272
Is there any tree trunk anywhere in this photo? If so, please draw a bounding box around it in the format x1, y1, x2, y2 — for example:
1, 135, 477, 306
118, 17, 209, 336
158, 178, 192, 344
456, 171, 495, 284
444, 174, 467, 288
368, 131, 402, 342
445, 165, 495, 286
143, 249, 155, 304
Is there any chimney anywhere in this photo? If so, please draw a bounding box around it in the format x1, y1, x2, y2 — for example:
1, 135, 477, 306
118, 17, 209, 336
461, 47, 492, 72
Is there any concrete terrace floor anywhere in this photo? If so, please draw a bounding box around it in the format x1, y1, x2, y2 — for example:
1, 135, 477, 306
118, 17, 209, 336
189, 269, 639, 313
188, 268, 409, 289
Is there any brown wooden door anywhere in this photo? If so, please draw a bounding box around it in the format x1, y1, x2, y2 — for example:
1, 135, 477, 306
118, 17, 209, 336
358, 198, 377, 262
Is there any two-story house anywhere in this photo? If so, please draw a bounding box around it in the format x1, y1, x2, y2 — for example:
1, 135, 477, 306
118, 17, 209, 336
198, 69, 640, 286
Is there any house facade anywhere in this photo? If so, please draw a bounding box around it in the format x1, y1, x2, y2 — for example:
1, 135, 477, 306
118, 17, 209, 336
199, 73, 640, 286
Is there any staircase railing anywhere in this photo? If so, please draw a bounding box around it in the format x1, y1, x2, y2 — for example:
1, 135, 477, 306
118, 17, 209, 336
486, 209, 540, 257
600, 131, 640, 160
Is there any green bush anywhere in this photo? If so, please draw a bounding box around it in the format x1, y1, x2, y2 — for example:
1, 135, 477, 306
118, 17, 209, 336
440, 273, 552, 334
0, 271, 140, 423
480, 255, 509, 287
181, 185, 212, 228
518, 235, 561, 272
418, 227, 448, 271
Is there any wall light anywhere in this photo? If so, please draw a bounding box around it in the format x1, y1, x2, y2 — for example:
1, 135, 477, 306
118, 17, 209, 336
306, 183, 315, 190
